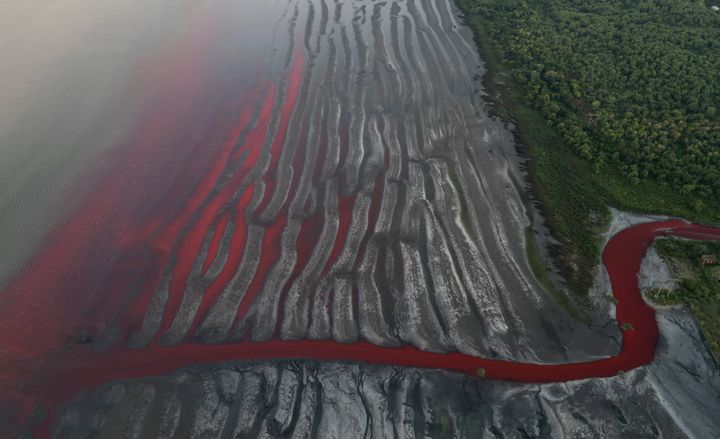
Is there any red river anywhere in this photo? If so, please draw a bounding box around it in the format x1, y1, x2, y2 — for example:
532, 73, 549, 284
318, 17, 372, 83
0, 27, 719, 437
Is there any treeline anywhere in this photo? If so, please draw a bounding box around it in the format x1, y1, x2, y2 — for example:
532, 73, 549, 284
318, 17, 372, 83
467, 0, 720, 204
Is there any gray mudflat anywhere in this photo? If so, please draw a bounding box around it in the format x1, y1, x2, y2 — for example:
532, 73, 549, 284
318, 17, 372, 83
119, 0, 617, 362
54, 307, 719, 438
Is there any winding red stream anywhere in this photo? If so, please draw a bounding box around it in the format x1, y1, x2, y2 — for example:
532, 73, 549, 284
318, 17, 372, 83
22, 221, 720, 387
1, 29, 719, 437
10, 220, 720, 437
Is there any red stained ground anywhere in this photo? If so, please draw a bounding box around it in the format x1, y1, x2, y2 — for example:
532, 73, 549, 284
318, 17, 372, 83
1, 26, 720, 438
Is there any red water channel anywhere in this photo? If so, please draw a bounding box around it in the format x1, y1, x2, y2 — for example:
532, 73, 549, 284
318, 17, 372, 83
25, 221, 720, 384
1, 31, 719, 437
9, 221, 720, 437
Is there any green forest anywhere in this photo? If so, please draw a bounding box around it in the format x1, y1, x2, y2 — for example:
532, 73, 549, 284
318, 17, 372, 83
466, 0, 720, 200
457, 0, 720, 302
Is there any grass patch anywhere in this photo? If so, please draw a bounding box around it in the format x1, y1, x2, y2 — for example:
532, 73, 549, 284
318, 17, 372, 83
653, 239, 720, 360
524, 227, 578, 318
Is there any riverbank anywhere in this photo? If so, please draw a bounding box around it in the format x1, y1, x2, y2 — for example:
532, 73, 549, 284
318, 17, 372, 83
647, 238, 720, 360
455, 0, 720, 308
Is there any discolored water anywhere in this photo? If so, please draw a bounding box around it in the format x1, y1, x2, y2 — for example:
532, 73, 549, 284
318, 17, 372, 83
2, 0, 604, 364
3, 1, 719, 437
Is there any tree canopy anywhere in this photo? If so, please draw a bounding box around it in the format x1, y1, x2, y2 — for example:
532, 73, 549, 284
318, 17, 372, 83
468, 0, 720, 201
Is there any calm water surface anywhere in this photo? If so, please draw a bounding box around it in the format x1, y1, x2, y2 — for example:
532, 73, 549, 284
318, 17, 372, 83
0, 0, 281, 284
